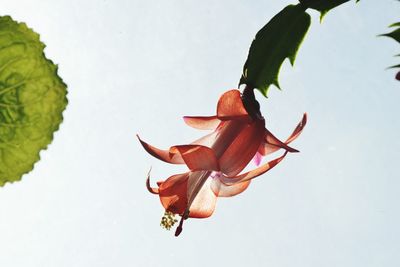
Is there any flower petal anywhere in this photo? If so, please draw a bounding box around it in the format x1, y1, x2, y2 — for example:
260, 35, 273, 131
261, 113, 307, 156
188, 178, 217, 218
218, 118, 266, 176
217, 90, 250, 121
183, 116, 221, 130
252, 152, 263, 166
146, 168, 159, 194
263, 129, 299, 154
137, 135, 184, 164
190, 120, 242, 149
219, 152, 288, 186
211, 179, 251, 197
191, 130, 219, 147
285, 113, 307, 144
157, 170, 217, 218
138, 136, 220, 171
158, 172, 190, 215
173, 145, 220, 171
186, 171, 212, 211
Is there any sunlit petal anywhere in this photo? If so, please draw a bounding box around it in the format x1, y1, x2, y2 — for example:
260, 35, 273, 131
183, 116, 221, 130
218, 118, 265, 176
146, 168, 159, 194
264, 129, 299, 153
172, 145, 220, 171
158, 172, 190, 215
252, 152, 263, 166
188, 178, 217, 218
211, 179, 251, 197
217, 90, 250, 121
285, 113, 307, 144
219, 152, 288, 185
191, 130, 219, 147
137, 135, 184, 164
261, 113, 307, 156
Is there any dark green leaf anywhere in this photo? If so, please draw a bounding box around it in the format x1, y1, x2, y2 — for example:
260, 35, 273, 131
0, 16, 67, 185
380, 27, 400, 44
240, 4, 311, 96
299, 0, 359, 20
389, 22, 400, 28
389, 64, 400, 69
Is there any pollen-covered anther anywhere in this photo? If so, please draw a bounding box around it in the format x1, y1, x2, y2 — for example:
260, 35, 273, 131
160, 211, 178, 230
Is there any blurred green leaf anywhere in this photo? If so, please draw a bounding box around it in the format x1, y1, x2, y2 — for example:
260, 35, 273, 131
240, 4, 311, 96
0, 16, 67, 185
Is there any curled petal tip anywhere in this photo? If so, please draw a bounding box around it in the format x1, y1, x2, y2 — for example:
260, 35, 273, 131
265, 129, 299, 154
302, 113, 308, 125
138, 136, 185, 164
146, 168, 159, 195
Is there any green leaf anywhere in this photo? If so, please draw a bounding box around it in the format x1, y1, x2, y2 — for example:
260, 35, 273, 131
388, 64, 400, 69
240, 4, 311, 96
380, 23, 400, 74
389, 22, 400, 28
0, 16, 67, 186
299, 0, 359, 20
380, 27, 400, 44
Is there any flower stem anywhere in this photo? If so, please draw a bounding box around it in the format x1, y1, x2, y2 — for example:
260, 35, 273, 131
242, 85, 262, 120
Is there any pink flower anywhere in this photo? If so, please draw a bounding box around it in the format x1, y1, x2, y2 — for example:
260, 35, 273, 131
138, 88, 307, 236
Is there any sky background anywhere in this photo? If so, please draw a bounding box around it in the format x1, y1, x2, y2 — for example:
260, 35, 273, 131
0, 1, 399, 266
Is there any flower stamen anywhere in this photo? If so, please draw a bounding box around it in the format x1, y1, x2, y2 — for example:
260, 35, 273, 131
160, 211, 178, 230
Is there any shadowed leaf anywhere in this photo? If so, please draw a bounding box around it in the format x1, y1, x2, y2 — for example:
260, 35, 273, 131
380, 27, 400, 44
299, 0, 359, 20
240, 4, 311, 96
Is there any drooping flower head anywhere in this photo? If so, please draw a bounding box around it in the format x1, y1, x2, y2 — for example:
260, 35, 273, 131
138, 87, 307, 236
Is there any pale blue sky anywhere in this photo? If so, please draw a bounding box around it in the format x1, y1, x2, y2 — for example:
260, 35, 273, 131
0, 1, 399, 266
